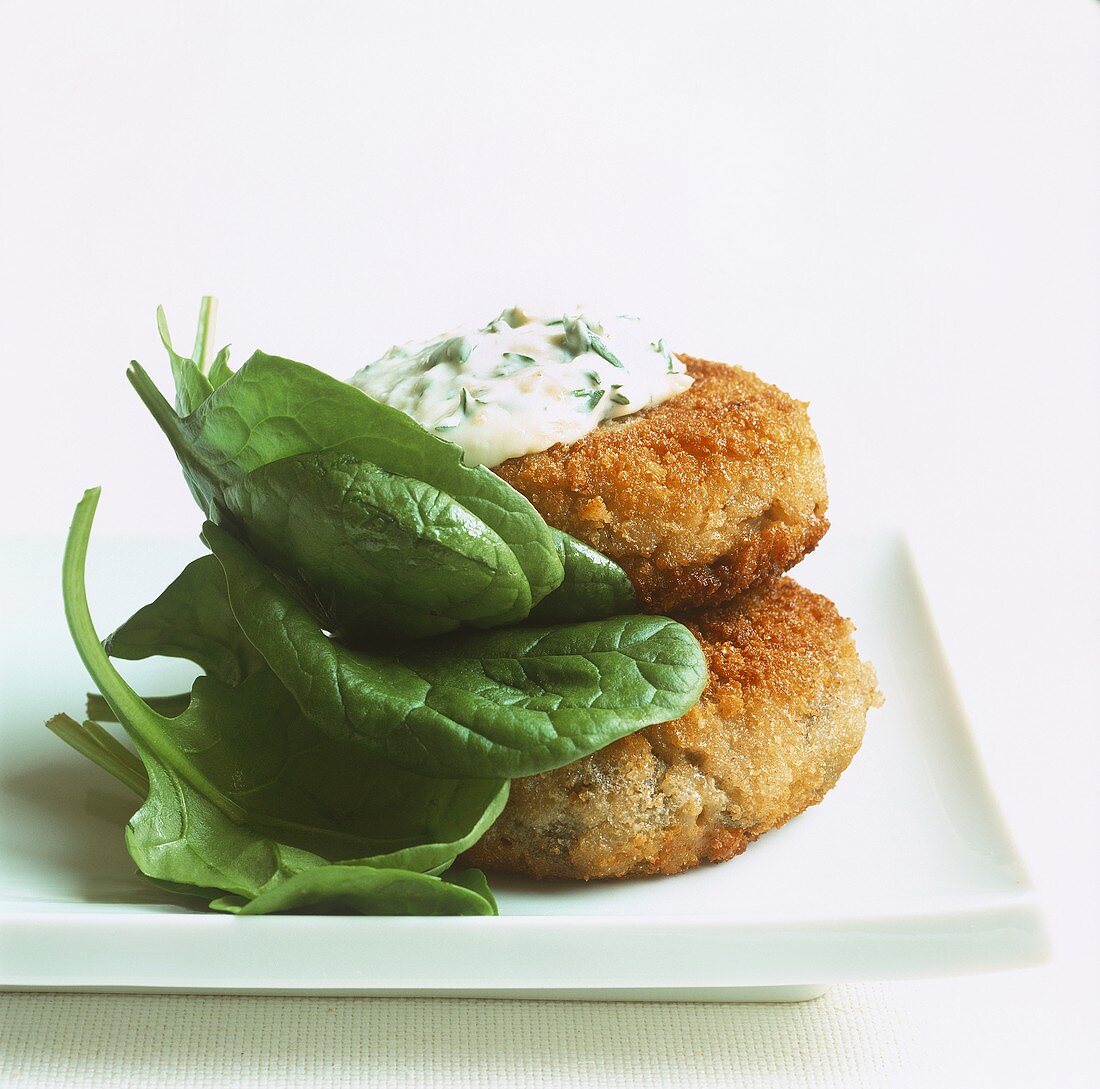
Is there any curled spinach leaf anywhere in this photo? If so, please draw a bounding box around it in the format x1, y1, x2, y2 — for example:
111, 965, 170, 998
104, 551, 267, 684
525, 528, 638, 624
62, 491, 505, 914
157, 297, 233, 417
127, 349, 562, 624
209, 865, 495, 917
204, 520, 708, 779
222, 449, 532, 638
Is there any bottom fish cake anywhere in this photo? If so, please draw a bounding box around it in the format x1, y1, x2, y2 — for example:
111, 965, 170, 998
464, 578, 882, 879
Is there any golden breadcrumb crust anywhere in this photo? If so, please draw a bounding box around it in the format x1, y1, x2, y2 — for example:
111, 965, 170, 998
492, 357, 829, 611
464, 578, 881, 880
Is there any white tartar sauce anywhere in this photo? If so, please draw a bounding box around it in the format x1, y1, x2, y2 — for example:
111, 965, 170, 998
347, 308, 693, 467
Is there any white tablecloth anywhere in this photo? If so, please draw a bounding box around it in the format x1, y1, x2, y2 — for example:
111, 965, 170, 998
1, 972, 1092, 1088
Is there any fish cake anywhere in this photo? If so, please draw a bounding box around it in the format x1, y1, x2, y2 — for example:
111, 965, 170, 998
492, 357, 829, 612
464, 578, 881, 880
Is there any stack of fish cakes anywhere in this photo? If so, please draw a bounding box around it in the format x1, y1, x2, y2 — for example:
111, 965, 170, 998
466, 356, 882, 880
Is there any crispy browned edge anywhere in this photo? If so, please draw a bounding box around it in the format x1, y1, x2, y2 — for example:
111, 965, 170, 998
492, 357, 829, 611
464, 579, 882, 880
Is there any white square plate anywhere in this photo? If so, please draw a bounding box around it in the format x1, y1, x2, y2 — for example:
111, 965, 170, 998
0, 529, 1045, 1000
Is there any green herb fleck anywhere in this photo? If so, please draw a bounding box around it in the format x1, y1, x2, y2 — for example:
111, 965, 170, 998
494, 352, 537, 378
425, 336, 474, 367
589, 333, 624, 368
651, 338, 677, 373
579, 388, 606, 412
561, 316, 591, 357
609, 392, 630, 406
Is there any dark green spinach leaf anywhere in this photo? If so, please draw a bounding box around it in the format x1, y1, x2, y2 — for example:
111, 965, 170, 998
525, 528, 638, 624
127, 350, 562, 623
61, 491, 505, 913
205, 520, 708, 779
104, 552, 267, 684
157, 297, 233, 418
222, 449, 532, 638
209, 865, 495, 917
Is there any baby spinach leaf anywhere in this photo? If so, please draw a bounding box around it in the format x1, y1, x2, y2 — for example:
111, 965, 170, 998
60, 490, 506, 913
210, 864, 496, 917
447, 866, 498, 913
525, 529, 638, 624
97, 535, 509, 872
204, 520, 708, 779
145, 875, 248, 906
158, 306, 211, 417
86, 551, 258, 724
126, 349, 562, 618
221, 449, 532, 639
157, 297, 232, 417
104, 554, 267, 685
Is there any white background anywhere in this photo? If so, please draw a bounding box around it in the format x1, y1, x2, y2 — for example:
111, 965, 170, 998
1, 1, 1097, 1085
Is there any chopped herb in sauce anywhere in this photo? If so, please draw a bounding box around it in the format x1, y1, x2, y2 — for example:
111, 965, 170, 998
589, 333, 624, 369
425, 336, 473, 367
349, 308, 694, 467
